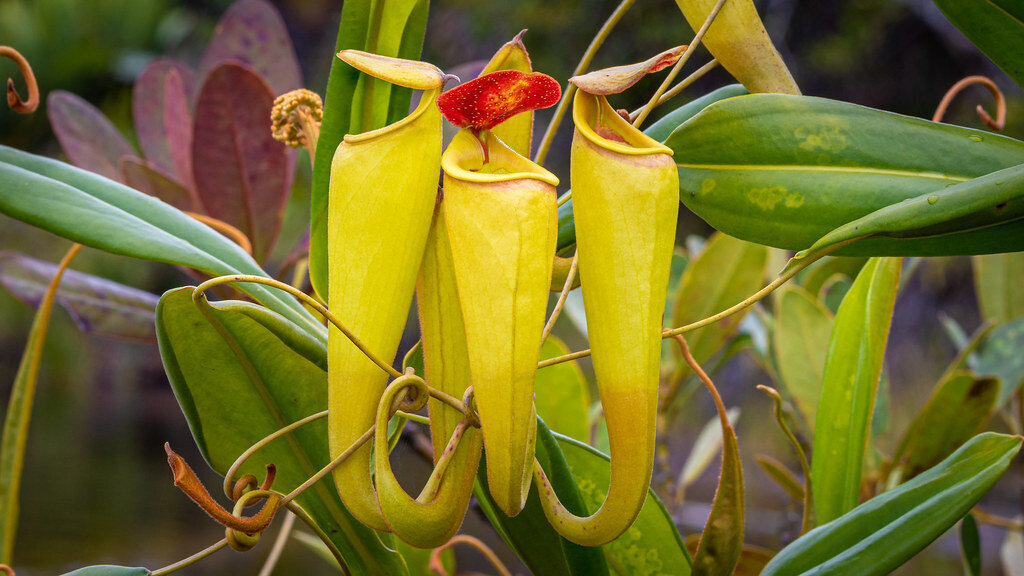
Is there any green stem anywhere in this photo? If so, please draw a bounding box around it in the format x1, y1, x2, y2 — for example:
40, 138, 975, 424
541, 251, 578, 345
285, 502, 351, 574
149, 539, 229, 576
758, 385, 815, 535
632, 0, 729, 128
0, 243, 81, 562
257, 511, 297, 576
533, 0, 636, 166
628, 59, 719, 122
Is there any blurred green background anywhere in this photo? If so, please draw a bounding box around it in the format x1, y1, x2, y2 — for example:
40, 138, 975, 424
0, 0, 1021, 574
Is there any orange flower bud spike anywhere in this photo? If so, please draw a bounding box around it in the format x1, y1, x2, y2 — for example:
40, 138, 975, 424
328, 50, 445, 532
532, 51, 680, 546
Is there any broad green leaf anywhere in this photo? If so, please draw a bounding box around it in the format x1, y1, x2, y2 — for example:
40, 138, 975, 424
556, 86, 748, 254
969, 318, 1024, 407
536, 338, 590, 442
973, 252, 1024, 323
120, 158, 196, 212
475, 418, 609, 576
812, 257, 901, 525
961, 513, 982, 576
755, 454, 804, 502
61, 567, 149, 576
673, 0, 799, 94
644, 84, 748, 143
669, 232, 768, 380
555, 433, 693, 576
309, 0, 430, 298
796, 163, 1024, 260
668, 94, 1024, 255
0, 250, 159, 341
773, 286, 834, 432
155, 288, 406, 576
762, 432, 1022, 576
889, 372, 998, 482
0, 146, 321, 337
931, 0, 1024, 90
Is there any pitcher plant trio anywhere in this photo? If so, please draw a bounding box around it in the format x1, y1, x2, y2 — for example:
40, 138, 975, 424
1, 0, 1023, 575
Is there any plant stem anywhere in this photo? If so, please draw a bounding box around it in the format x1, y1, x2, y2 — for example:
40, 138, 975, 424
149, 539, 229, 576
280, 425, 375, 506
541, 251, 579, 345
628, 60, 719, 122
257, 512, 297, 576
632, 0, 729, 128
223, 410, 328, 500
430, 534, 513, 576
533, 0, 636, 166
0, 243, 81, 562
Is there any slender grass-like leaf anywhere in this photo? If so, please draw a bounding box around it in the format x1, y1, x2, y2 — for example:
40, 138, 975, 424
773, 286, 834, 432
812, 257, 901, 524
762, 432, 1022, 576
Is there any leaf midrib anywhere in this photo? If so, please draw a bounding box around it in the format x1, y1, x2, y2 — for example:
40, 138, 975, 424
677, 163, 970, 182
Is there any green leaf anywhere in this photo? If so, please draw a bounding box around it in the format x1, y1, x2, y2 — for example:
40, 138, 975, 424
475, 418, 609, 576
961, 513, 982, 576
889, 372, 998, 482
796, 163, 1024, 260
677, 407, 740, 495
812, 257, 901, 525
0, 250, 159, 341
536, 338, 590, 442
973, 252, 1024, 323
155, 288, 406, 576
773, 286, 834, 432
762, 432, 1022, 576
554, 432, 693, 576
60, 567, 149, 576
690, 398, 744, 576
0, 146, 321, 337
755, 455, 804, 503
669, 232, 768, 381
931, 0, 1024, 90
969, 318, 1024, 407
799, 256, 868, 301
309, 0, 430, 298
394, 538, 454, 576
668, 94, 1024, 255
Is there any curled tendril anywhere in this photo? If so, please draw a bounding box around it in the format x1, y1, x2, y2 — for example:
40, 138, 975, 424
0, 564, 14, 576
460, 386, 481, 429
428, 534, 513, 576
165, 443, 281, 550
0, 47, 38, 114
932, 75, 1006, 131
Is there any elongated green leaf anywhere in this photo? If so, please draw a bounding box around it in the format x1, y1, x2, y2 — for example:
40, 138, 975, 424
155, 288, 406, 576
762, 432, 1022, 576
668, 94, 1024, 255
799, 257, 868, 301
889, 372, 998, 482
812, 257, 901, 525
773, 286, 834, 432
475, 418, 609, 576
61, 567, 149, 576
0, 251, 158, 341
755, 455, 804, 502
309, 0, 430, 298
931, 0, 1024, 90
961, 513, 982, 576
669, 232, 767, 381
797, 163, 1024, 260
0, 146, 321, 337
554, 433, 692, 576
974, 252, 1024, 323
691, 399, 744, 576
536, 338, 590, 442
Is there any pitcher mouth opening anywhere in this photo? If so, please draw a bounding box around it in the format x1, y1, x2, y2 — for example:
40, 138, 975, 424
442, 129, 559, 187
572, 90, 673, 158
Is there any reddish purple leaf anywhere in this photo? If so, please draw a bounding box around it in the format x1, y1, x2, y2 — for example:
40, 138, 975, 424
47, 91, 139, 182
196, 0, 302, 96
120, 157, 199, 212
192, 63, 293, 262
132, 58, 196, 186
0, 251, 159, 342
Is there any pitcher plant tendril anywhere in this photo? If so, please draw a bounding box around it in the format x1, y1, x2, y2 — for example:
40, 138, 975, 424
932, 75, 1006, 131
0, 47, 37, 114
